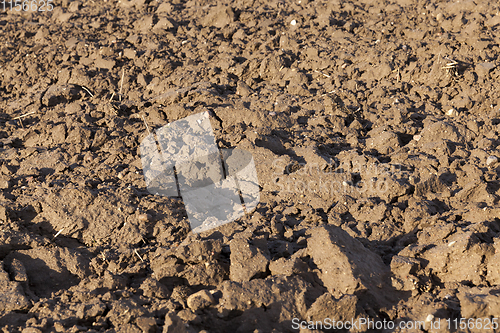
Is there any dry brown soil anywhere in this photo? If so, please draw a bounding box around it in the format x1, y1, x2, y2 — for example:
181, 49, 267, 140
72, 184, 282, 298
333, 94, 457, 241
2, 0, 500, 332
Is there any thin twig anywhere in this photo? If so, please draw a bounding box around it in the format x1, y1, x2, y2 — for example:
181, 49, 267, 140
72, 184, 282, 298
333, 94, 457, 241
119, 68, 125, 102
142, 115, 151, 135
314, 70, 331, 78
392, 68, 401, 82
81, 86, 94, 97
109, 91, 115, 102
134, 249, 144, 262
13, 111, 36, 128
13, 111, 36, 120
441, 59, 458, 69
52, 228, 64, 241
320, 90, 336, 97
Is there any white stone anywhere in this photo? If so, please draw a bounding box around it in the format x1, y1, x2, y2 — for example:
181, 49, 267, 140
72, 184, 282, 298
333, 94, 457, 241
446, 108, 457, 116
486, 156, 498, 167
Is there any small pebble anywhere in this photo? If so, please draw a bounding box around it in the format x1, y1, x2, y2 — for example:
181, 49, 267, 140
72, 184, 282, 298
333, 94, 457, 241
138, 213, 151, 222
413, 134, 421, 141
290, 19, 297, 26
486, 155, 498, 167
445, 108, 457, 116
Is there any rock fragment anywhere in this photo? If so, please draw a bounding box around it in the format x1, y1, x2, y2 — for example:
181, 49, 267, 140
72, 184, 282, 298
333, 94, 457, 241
229, 238, 269, 282
306, 293, 358, 323
486, 238, 500, 285
366, 130, 401, 154
486, 155, 498, 167
306, 225, 395, 308
415, 174, 450, 197
455, 181, 495, 205
140, 277, 170, 299
0, 262, 30, 311
163, 312, 188, 333
236, 81, 253, 97
42, 84, 82, 107
0, 177, 11, 189
0, 206, 7, 222
457, 287, 500, 318
390, 256, 421, 291
201, 6, 234, 28
5, 247, 90, 298
416, 231, 489, 285
186, 290, 215, 311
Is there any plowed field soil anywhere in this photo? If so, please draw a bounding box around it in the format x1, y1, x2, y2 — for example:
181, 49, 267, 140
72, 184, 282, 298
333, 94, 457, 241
1, 0, 500, 332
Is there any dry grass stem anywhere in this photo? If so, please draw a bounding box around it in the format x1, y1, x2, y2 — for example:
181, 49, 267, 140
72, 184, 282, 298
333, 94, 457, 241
321, 90, 336, 97
52, 228, 64, 241
119, 68, 125, 102
441, 59, 458, 70
13, 111, 37, 128
13, 111, 36, 120
314, 70, 331, 78
142, 115, 151, 135
134, 249, 144, 262
81, 86, 94, 97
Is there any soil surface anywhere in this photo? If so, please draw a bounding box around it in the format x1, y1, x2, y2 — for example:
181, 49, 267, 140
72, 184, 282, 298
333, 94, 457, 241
2, 0, 500, 332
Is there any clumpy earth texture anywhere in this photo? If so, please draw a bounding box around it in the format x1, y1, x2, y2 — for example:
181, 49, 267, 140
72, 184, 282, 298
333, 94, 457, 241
1, 0, 500, 332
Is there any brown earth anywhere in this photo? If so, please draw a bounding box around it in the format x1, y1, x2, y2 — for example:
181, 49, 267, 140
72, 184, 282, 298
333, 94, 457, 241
1, 0, 500, 332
